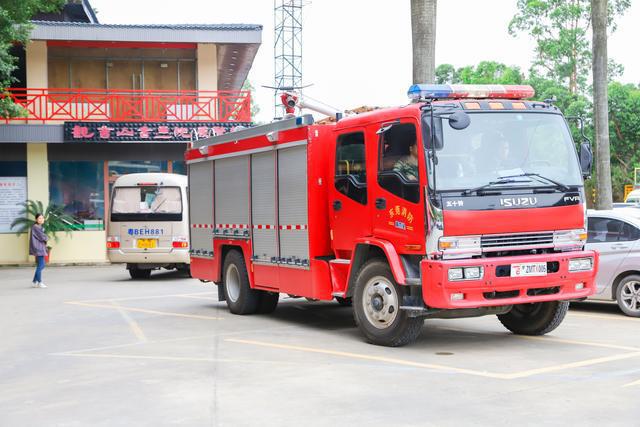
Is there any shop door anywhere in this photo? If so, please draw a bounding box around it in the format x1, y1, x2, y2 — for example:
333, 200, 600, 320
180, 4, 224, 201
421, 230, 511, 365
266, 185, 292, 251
108, 61, 143, 120
329, 130, 372, 259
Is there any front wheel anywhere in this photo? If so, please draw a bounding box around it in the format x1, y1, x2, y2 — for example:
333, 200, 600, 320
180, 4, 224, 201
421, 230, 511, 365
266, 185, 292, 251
353, 259, 424, 347
615, 275, 640, 317
497, 301, 569, 335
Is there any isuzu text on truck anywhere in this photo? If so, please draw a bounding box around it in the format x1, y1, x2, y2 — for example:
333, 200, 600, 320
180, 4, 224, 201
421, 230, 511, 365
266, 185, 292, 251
185, 84, 598, 346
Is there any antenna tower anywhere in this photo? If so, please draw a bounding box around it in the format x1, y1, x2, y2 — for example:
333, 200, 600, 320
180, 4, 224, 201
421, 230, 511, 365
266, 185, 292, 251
274, 0, 303, 117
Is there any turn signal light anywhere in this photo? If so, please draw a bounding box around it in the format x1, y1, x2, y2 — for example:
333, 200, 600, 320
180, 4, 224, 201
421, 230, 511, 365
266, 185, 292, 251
172, 241, 189, 248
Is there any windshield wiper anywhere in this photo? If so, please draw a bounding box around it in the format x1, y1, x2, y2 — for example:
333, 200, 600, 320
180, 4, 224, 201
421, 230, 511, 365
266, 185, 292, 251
498, 173, 570, 192
461, 178, 532, 196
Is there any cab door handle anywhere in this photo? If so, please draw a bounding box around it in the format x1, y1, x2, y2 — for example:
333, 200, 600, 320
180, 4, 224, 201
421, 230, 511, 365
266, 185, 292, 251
333, 200, 342, 211
375, 198, 386, 210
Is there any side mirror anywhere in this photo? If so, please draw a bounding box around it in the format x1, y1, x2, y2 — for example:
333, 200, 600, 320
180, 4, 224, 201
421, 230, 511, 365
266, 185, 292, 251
422, 116, 444, 150
579, 140, 593, 179
448, 111, 471, 130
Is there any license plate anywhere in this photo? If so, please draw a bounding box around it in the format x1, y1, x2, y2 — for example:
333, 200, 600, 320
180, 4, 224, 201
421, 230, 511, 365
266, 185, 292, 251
137, 239, 157, 249
511, 262, 547, 277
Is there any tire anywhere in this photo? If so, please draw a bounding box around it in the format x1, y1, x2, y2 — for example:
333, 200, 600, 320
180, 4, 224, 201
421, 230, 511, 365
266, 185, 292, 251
129, 268, 151, 279
222, 250, 260, 314
497, 301, 569, 335
353, 259, 424, 347
335, 296, 352, 307
615, 275, 640, 317
257, 291, 279, 314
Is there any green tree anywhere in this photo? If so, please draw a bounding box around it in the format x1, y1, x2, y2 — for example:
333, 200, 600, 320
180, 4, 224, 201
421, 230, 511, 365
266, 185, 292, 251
0, 0, 64, 118
608, 82, 640, 200
509, 0, 630, 95
242, 79, 260, 123
436, 61, 524, 85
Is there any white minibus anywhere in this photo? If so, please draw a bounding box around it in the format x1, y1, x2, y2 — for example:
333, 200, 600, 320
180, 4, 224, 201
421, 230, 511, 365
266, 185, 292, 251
107, 173, 190, 279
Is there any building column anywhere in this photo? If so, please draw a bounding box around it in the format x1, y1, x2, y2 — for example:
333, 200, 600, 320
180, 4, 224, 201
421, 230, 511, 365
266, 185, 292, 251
197, 43, 218, 92
26, 143, 48, 207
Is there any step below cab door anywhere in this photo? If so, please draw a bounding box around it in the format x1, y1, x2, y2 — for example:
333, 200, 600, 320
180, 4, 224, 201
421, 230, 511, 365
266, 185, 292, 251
329, 129, 371, 259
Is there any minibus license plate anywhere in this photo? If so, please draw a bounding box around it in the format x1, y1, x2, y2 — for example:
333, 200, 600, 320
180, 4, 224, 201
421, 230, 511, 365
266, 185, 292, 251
137, 239, 157, 249
511, 262, 547, 277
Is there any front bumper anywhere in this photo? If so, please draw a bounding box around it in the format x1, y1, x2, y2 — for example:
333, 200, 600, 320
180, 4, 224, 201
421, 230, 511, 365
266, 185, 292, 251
421, 250, 598, 309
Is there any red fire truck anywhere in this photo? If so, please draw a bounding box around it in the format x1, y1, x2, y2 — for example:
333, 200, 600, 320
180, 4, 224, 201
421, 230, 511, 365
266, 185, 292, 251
186, 84, 598, 346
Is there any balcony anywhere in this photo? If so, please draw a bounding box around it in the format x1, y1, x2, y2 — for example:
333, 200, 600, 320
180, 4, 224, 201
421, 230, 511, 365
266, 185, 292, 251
2, 88, 251, 123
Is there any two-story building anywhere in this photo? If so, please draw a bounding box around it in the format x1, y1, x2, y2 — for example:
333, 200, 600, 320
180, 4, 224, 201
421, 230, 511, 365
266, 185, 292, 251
0, 1, 261, 265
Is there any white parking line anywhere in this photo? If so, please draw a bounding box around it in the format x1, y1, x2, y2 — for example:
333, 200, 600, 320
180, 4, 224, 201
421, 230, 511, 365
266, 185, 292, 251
623, 378, 640, 388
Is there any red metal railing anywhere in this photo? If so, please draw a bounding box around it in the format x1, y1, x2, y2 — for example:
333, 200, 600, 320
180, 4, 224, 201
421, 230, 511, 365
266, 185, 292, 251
2, 88, 251, 123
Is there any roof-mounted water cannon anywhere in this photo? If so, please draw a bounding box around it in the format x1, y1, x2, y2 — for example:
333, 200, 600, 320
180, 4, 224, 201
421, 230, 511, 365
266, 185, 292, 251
280, 91, 343, 121
408, 84, 535, 101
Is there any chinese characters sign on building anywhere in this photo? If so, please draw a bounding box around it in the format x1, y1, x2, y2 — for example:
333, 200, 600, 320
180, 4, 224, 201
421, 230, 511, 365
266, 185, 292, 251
63, 122, 251, 143
0, 177, 27, 233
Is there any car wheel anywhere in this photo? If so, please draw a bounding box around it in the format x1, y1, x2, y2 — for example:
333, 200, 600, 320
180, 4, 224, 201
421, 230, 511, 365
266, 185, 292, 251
615, 275, 640, 317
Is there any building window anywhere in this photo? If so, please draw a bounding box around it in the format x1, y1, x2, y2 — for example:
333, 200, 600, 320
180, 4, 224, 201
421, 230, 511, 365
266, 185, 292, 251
49, 162, 104, 231
172, 161, 187, 175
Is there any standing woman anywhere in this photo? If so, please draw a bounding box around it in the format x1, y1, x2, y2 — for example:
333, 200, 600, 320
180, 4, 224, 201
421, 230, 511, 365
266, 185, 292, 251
30, 213, 48, 288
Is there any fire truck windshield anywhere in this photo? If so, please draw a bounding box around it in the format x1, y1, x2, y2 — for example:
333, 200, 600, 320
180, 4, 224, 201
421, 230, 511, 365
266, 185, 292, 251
428, 112, 583, 193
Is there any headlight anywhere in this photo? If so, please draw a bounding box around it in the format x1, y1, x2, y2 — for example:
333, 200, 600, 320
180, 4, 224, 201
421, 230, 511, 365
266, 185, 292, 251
448, 266, 484, 281
568, 257, 593, 272
438, 235, 481, 258
554, 229, 587, 249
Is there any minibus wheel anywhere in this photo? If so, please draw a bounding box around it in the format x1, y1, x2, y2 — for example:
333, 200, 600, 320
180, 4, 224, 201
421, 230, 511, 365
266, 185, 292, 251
222, 250, 260, 314
129, 268, 151, 279
497, 301, 569, 335
353, 259, 424, 347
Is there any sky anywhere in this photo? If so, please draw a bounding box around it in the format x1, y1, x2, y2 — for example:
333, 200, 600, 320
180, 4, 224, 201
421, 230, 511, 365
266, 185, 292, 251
93, 0, 640, 123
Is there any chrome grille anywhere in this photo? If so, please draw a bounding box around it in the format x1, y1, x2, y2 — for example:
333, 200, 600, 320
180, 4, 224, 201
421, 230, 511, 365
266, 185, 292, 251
481, 231, 554, 251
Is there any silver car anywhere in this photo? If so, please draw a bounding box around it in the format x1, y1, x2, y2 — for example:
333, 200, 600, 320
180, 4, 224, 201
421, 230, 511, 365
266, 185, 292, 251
586, 208, 640, 317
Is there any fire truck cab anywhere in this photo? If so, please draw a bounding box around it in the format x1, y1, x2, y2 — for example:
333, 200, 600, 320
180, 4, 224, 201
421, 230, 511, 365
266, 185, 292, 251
186, 84, 598, 346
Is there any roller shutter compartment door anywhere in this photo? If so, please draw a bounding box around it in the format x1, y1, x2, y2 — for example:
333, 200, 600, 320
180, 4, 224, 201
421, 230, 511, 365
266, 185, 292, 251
215, 156, 250, 237
189, 161, 214, 257
251, 151, 278, 262
278, 145, 309, 265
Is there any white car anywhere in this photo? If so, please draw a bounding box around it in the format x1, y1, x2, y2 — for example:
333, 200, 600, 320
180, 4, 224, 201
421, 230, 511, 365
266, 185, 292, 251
586, 208, 640, 317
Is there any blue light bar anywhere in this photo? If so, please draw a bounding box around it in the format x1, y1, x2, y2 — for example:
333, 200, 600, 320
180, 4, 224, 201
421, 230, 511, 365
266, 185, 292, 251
408, 84, 535, 101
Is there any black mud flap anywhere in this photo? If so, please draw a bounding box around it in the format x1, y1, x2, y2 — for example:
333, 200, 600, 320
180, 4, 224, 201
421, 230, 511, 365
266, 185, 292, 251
217, 283, 226, 302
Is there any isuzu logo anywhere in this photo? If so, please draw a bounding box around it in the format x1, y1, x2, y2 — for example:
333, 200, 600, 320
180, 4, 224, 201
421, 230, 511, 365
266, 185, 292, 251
499, 196, 538, 207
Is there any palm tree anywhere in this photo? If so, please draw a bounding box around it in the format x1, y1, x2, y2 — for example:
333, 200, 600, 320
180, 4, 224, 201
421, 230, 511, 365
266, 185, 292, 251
411, 0, 437, 84
10, 200, 76, 249
592, 0, 612, 209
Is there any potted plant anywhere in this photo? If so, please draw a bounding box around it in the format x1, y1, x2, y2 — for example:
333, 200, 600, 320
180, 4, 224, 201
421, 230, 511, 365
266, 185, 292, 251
10, 200, 76, 262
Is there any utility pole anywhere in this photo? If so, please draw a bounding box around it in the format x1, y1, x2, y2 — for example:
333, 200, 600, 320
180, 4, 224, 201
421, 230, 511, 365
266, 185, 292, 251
411, 0, 437, 84
592, 0, 613, 209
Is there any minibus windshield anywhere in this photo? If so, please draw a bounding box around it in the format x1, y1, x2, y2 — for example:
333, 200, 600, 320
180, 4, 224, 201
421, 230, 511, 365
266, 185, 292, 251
111, 186, 182, 221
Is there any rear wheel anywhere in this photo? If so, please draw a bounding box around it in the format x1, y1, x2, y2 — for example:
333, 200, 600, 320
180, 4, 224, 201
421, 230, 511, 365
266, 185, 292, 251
615, 275, 640, 317
223, 250, 260, 314
353, 259, 423, 347
497, 301, 569, 335
129, 268, 151, 279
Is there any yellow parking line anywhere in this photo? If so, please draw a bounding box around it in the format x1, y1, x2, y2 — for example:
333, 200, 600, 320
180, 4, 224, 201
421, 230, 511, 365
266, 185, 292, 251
111, 301, 147, 342
623, 378, 640, 388
226, 338, 640, 380
51, 352, 309, 366
568, 311, 639, 322
65, 291, 217, 304
225, 338, 511, 379
175, 295, 219, 301
66, 301, 223, 320
502, 352, 640, 379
